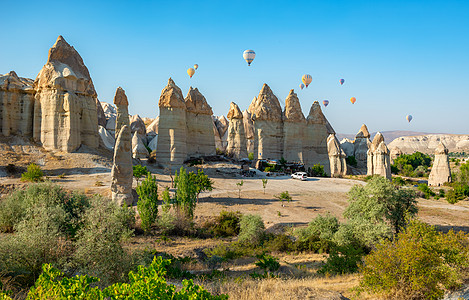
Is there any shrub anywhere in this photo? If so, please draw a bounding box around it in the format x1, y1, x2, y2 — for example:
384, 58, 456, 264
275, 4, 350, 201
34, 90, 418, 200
238, 214, 265, 245
295, 213, 339, 241
318, 244, 364, 275
265, 234, 294, 253
308, 164, 328, 177
414, 165, 427, 177
173, 167, 198, 219
73, 196, 135, 286
236, 180, 243, 199
345, 156, 358, 167
292, 235, 335, 254
392, 176, 406, 186
188, 169, 214, 202
417, 183, 435, 199
274, 191, 292, 203
137, 172, 159, 234
253, 253, 280, 277
206, 211, 241, 237
261, 179, 268, 194
392, 152, 432, 176
248, 152, 254, 161
133, 165, 148, 185
358, 219, 469, 300
20, 163, 43, 182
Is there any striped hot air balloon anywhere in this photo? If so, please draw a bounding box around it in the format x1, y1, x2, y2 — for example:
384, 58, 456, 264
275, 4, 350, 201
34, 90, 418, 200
187, 68, 195, 78
323, 100, 329, 107
299, 83, 305, 90
350, 97, 356, 104
406, 115, 413, 122
243, 50, 256, 66
340, 78, 345, 85
302, 74, 312, 87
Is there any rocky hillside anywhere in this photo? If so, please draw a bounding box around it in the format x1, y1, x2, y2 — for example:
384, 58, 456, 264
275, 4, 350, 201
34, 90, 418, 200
337, 130, 431, 142
388, 134, 469, 154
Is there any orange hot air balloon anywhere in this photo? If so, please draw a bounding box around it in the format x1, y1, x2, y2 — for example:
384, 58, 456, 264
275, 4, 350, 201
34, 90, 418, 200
187, 68, 195, 78
302, 74, 312, 87
350, 97, 356, 104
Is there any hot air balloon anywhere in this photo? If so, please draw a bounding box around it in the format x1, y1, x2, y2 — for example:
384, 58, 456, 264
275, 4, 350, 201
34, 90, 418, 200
406, 115, 413, 122
323, 100, 329, 107
243, 50, 256, 66
340, 78, 345, 85
187, 68, 195, 78
350, 97, 356, 104
302, 74, 312, 87
299, 83, 305, 90
194, 64, 198, 70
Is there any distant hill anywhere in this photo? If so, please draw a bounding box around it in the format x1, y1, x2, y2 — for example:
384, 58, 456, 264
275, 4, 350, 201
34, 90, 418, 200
337, 131, 433, 143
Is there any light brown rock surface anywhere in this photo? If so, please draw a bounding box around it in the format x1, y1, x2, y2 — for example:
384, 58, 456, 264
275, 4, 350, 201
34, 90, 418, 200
390, 147, 402, 164
156, 78, 187, 166
130, 114, 146, 136
283, 89, 306, 163
327, 134, 347, 177
242, 110, 255, 155
98, 125, 115, 150
33, 36, 99, 152
113, 87, 130, 137
303, 101, 330, 174
367, 132, 391, 179
185, 87, 215, 157
0, 71, 35, 137
250, 84, 283, 160
428, 142, 452, 186
146, 117, 159, 136
353, 124, 371, 169
132, 132, 148, 159
226, 102, 247, 159
388, 134, 469, 154
111, 124, 133, 206
339, 138, 355, 157
96, 99, 106, 127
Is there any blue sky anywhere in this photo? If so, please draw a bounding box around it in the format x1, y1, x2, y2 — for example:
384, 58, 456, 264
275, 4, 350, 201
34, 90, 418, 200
1, 0, 468, 135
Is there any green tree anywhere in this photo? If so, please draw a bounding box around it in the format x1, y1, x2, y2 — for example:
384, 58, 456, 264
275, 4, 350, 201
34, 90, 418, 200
261, 179, 268, 194
133, 165, 148, 185
236, 180, 244, 199
136, 172, 159, 234
173, 167, 198, 218
189, 169, 214, 202
238, 214, 265, 245
274, 191, 292, 204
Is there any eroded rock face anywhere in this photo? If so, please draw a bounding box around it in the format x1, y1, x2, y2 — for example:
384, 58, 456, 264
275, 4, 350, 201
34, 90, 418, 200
0, 71, 35, 137
340, 138, 355, 157
366, 132, 391, 179
148, 135, 158, 151
388, 134, 469, 155
130, 114, 146, 136
354, 124, 371, 169
114, 87, 130, 137
155, 78, 187, 166
33, 36, 98, 152
98, 125, 115, 150
226, 102, 247, 159
303, 101, 330, 175
242, 110, 255, 155
185, 87, 215, 157
428, 142, 451, 186
146, 117, 159, 136
250, 84, 283, 160
390, 147, 402, 164
96, 99, 106, 127
132, 132, 148, 159
111, 124, 133, 206
283, 90, 306, 163
327, 134, 347, 177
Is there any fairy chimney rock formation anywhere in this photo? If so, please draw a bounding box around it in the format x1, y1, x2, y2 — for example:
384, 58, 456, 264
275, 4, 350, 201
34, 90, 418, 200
155, 78, 187, 166
33, 35, 98, 152
0, 71, 35, 137
226, 102, 247, 159
283, 89, 306, 163
250, 84, 283, 160
303, 101, 330, 175
111, 125, 133, 206
242, 110, 255, 154
327, 134, 347, 177
113, 87, 130, 137
184, 87, 215, 157
132, 131, 149, 159
354, 124, 371, 169
367, 132, 391, 179
428, 142, 452, 186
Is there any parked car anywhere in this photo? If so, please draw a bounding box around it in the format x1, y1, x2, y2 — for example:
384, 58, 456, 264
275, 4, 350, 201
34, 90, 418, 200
291, 172, 308, 181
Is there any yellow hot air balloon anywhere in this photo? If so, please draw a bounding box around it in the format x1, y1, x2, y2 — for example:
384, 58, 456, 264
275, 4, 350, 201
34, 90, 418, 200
350, 97, 356, 104
302, 74, 312, 87
187, 68, 195, 78
194, 64, 198, 70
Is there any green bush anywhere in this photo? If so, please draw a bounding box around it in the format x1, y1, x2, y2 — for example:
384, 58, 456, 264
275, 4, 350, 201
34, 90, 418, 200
20, 163, 43, 182
392, 152, 432, 175
133, 164, 148, 184
392, 176, 406, 186
308, 164, 328, 177
417, 183, 435, 199
274, 191, 292, 203
318, 244, 364, 275
238, 214, 265, 245
345, 156, 358, 167
253, 253, 280, 276
358, 219, 469, 300
137, 172, 159, 234
295, 213, 339, 241
292, 235, 335, 254
248, 152, 254, 161
206, 211, 241, 237
265, 234, 294, 253
204, 241, 261, 260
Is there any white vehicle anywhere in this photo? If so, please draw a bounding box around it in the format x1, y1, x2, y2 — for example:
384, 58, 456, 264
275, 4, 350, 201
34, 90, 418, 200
291, 172, 308, 181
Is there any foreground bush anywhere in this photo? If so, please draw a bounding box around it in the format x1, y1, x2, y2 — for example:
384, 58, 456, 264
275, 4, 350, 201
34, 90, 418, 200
358, 219, 469, 300
204, 211, 241, 237
20, 163, 44, 182
137, 172, 159, 233
238, 214, 265, 245
21, 257, 227, 299
295, 213, 339, 241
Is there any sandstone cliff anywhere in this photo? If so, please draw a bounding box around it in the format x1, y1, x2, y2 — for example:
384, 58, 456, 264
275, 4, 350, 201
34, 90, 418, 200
156, 78, 187, 166
428, 142, 451, 186
327, 134, 347, 177
353, 124, 371, 169
303, 101, 330, 174
33, 36, 99, 152
242, 110, 255, 155
185, 87, 215, 157
226, 102, 247, 159
0, 71, 35, 137
283, 89, 306, 163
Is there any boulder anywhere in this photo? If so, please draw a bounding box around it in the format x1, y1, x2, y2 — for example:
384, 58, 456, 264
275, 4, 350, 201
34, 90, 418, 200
148, 135, 158, 151
428, 142, 451, 186
366, 132, 391, 179
0, 71, 35, 137
130, 114, 146, 136
33, 36, 99, 152
250, 84, 283, 160
155, 78, 187, 166
101, 102, 117, 119
226, 102, 247, 159
98, 125, 115, 150
185, 87, 215, 157
111, 124, 133, 206
242, 109, 255, 155
132, 131, 149, 159
353, 124, 371, 169
105, 116, 116, 134
340, 138, 355, 157
327, 134, 347, 177
282, 89, 306, 163
303, 101, 330, 175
